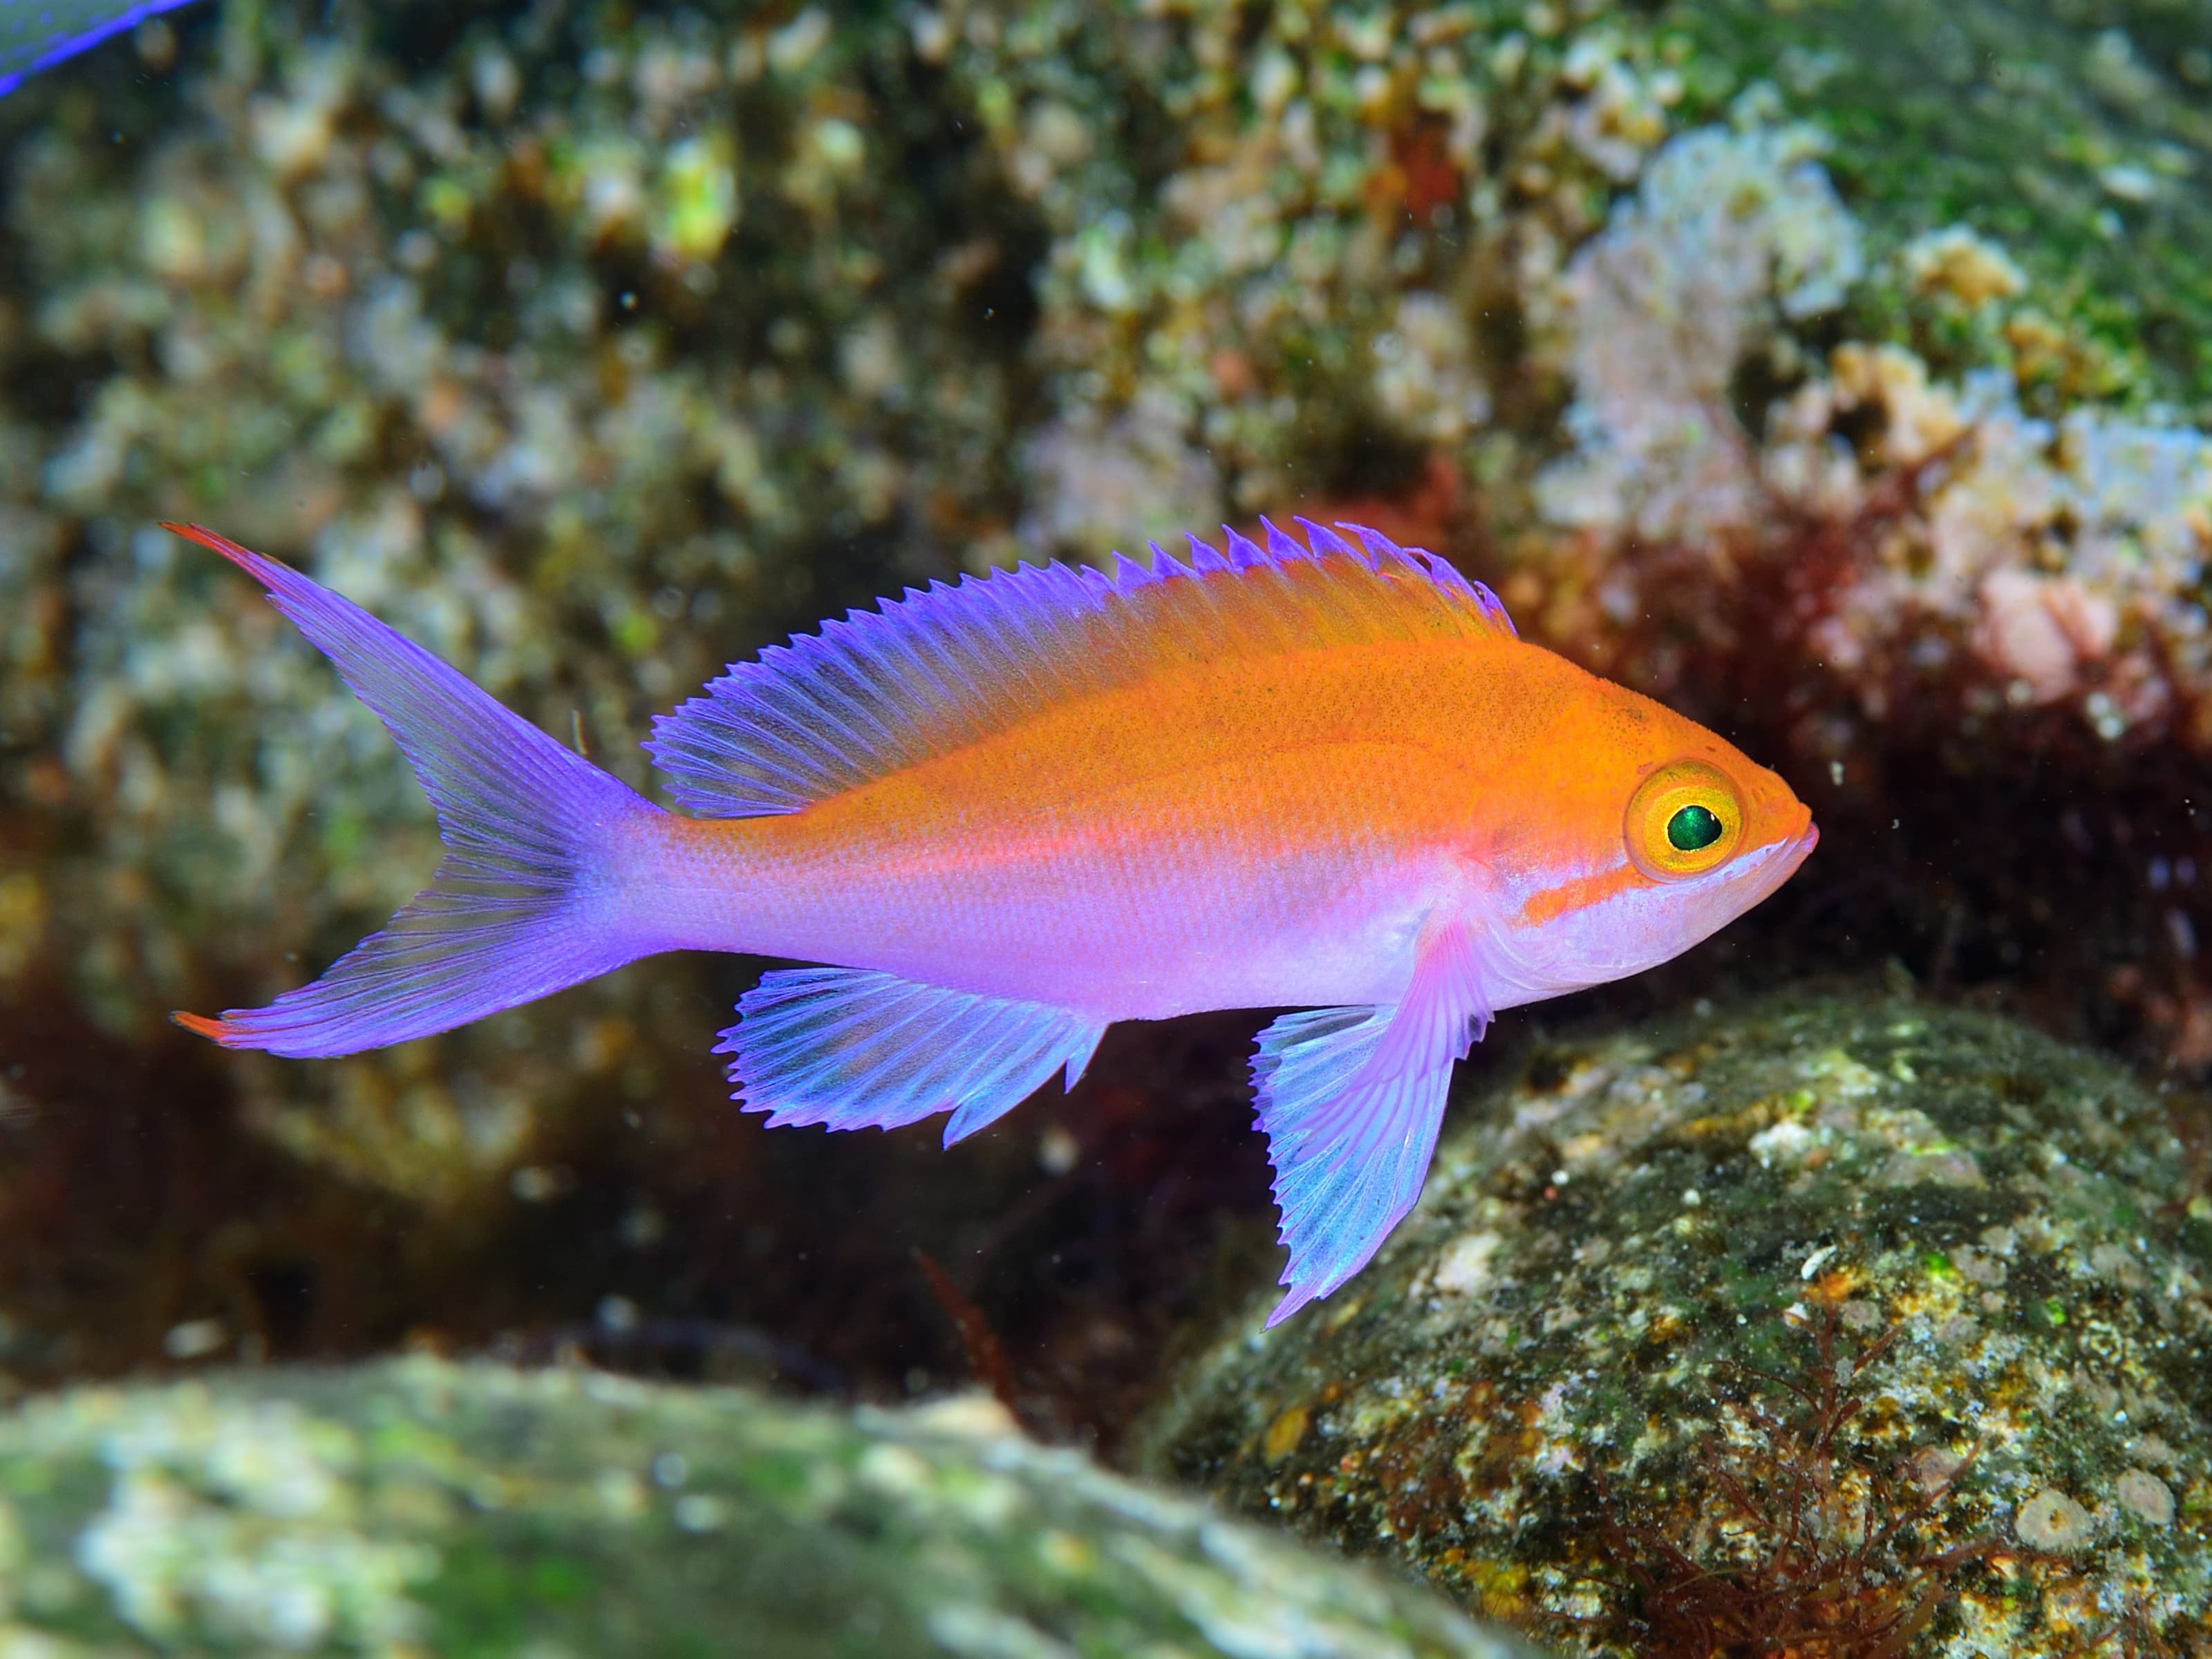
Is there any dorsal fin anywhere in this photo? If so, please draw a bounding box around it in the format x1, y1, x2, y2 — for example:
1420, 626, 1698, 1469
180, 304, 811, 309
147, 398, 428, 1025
646, 518, 1514, 818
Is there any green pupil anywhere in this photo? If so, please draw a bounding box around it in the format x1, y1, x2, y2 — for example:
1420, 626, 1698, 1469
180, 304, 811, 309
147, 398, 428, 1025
1667, 803, 1723, 852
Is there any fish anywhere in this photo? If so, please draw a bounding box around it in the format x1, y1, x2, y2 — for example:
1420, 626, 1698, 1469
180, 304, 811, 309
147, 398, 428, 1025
0, 0, 202, 97
165, 517, 1817, 1323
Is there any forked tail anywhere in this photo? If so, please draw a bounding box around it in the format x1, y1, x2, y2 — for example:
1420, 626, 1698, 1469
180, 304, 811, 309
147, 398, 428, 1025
167, 524, 661, 1057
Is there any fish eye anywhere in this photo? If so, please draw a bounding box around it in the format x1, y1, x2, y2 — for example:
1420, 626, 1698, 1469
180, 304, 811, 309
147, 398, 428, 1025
1626, 760, 1745, 881
1667, 803, 1723, 852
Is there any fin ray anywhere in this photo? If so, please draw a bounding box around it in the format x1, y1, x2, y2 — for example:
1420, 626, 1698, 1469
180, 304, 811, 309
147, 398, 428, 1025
1252, 924, 1497, 1326
718, 967, 1106, 1145
164, 524, 656, 1058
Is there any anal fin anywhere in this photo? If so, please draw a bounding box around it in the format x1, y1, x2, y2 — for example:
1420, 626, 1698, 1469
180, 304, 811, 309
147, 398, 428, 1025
1252, 924, 1495, 1327
719, 968, 1105, 1147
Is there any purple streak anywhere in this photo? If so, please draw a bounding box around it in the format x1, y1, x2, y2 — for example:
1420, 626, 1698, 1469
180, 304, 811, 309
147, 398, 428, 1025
0, 0, 204, 98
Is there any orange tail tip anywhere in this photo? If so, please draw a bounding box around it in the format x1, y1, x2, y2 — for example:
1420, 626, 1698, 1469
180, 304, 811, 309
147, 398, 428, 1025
160, 521, 285, 580
171, 1010, 241, 1047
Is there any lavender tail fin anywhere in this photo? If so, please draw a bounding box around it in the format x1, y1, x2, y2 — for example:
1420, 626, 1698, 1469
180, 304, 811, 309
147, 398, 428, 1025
167, 523, 659, 1058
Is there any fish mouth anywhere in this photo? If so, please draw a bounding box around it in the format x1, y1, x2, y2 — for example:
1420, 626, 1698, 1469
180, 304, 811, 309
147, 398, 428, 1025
1765, 815, 1819, 885
1728, 814, 1818, 907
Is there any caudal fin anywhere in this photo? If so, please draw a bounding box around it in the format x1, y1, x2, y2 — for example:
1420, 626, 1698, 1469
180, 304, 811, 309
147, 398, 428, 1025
167, 524, 659, 1057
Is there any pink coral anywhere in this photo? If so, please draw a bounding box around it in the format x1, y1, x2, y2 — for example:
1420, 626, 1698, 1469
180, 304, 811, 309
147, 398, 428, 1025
1973, 570, 2119, 705
1527, 127, 2211, 758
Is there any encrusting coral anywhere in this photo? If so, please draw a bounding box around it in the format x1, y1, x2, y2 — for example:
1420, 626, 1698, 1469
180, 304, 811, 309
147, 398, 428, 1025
1525, 127, 2212, 754
1533, 122, 1866, 548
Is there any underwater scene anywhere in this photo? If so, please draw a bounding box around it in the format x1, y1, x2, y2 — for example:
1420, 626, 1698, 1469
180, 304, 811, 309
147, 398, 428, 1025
1, 0, 2210, 1652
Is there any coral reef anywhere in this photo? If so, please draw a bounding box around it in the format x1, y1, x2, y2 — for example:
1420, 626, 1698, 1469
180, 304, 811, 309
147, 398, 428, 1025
0, 1356, 1548, 1657
1521, 124, 2212, 757
1135, 991, 2212, 1655
929, 0, 2212, 1066
5, 13, 2212, 1653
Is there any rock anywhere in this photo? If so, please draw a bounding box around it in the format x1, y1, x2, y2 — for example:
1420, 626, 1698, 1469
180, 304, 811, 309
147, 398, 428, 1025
0, 1356, 1546, 1658
1134, 992, 2212, 1655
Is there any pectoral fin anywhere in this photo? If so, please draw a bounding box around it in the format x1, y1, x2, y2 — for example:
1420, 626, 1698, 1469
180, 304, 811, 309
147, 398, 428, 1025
1250, 924, 1494, 1327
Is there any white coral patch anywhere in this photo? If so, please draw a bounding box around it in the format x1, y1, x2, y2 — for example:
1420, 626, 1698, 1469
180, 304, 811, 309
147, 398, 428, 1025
1018, 387, 1223, 559
1536, 124, 1864, 542
1974, 569, 2119, 704
1371, 292, 1491, 443
1427, 1230, 1504, 1295
1748, 1118, 1816, 1168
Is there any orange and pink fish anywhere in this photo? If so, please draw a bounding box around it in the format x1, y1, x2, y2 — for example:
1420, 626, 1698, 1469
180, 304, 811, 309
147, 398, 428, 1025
168, 517, 1815, 1323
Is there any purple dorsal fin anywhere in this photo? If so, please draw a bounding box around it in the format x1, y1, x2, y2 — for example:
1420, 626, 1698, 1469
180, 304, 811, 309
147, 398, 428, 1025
1147, 540, 1194, 580
1260, 516, 1309, 563
1294, 517, 1364, 563
1222, 526, 1268, 569
1334, 522, 1518, 637
1186, 532, 1231, 574
646, 518, 1518, 818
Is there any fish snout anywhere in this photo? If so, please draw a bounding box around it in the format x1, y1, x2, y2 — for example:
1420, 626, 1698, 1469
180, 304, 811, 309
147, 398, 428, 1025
1779, 814, 1819, 876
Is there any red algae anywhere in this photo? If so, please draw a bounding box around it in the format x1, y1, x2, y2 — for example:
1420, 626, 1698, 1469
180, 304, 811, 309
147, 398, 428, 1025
1553, 1318, 1996, 1658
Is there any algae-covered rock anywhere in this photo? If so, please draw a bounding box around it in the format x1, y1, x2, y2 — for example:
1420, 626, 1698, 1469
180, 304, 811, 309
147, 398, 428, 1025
1136, 993, 2212, 1655
0, 1356, 1546, 1658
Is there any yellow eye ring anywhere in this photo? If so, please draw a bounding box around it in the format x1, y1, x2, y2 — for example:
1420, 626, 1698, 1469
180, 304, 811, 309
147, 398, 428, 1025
1625, 760, 1745, 881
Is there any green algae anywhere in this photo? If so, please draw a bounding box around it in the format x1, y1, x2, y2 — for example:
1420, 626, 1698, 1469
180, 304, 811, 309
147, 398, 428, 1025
1665, 0, 2212, 417
1134, 991, 2212, 1655
0, 1358, 1546, 1658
